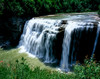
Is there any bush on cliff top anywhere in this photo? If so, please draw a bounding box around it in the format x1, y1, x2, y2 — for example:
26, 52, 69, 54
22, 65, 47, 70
0, 0, 100, 17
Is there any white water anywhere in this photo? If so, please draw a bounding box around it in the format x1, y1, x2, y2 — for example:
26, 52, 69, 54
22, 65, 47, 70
18, 17, 99, 72
91, 23, 100, 58
60, 21, 83, 72
60, 21, 95, 72
19, 18, 62, 63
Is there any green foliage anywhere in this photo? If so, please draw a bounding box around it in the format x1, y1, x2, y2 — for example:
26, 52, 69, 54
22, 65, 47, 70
0, 50, 100, 79
0, 57, 75, 79
0, 0, 99, 17
74, 58, 100, 79
20, 0, 37, 16
6, 0, 24, 16
0, 0, 4, 15
0, 56, 100, 79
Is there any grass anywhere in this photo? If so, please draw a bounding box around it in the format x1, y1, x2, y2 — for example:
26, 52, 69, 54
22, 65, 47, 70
0, 60, 75, 79
0, 47, 100, 79
0, 48, 55, 70
0, 47, 75, 79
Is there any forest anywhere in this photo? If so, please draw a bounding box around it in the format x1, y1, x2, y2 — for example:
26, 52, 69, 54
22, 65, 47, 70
0, 0, 100, 17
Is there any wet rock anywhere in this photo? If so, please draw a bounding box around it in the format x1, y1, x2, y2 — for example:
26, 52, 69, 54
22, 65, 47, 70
53, 30, 64, 64
69, 27, 97, 63
61, 20, 67, 24
0, 17, 27, 47
0, 41, 10, 48
58, 26, 65, 32
92, 22, 99, 26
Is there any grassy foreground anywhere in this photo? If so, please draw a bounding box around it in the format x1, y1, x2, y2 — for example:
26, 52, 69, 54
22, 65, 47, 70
0, 48, 56, 70
0, 48, 100, 79
0, 48, 75, 79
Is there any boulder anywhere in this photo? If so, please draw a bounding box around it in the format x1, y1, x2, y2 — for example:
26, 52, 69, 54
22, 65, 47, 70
61, 20, 67, 24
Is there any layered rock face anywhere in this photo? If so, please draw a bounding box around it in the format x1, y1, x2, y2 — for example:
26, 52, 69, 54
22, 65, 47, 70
0, 17, 27, 47
69, 22, 99, 63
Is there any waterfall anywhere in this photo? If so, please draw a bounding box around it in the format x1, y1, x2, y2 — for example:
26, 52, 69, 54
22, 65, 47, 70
91, 23, 100, 58
60, 21, 95, 72
60, 21, 83, 72
19, 17, 100, 72
19, 18, 62, 63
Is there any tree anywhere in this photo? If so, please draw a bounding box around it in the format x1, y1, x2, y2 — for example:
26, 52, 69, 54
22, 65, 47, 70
0, 0, 4, 15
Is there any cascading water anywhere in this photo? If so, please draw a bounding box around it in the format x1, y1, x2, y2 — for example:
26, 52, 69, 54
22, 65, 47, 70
91, 23, 100, 58
60, 21, 96, 72
19, 16, 100, 72
60, 21, 82, 71
19, 18, 62, 63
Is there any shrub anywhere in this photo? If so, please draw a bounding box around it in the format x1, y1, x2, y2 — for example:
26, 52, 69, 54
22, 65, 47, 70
0, 57, 31, 79
3, 0, 24, 16
0, 0, 100, 17
0, 57, 75, 79
20, 0, 37, 16
74, 58, 100, 79
0, 0, 4, 15
0, 56, 100, 79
